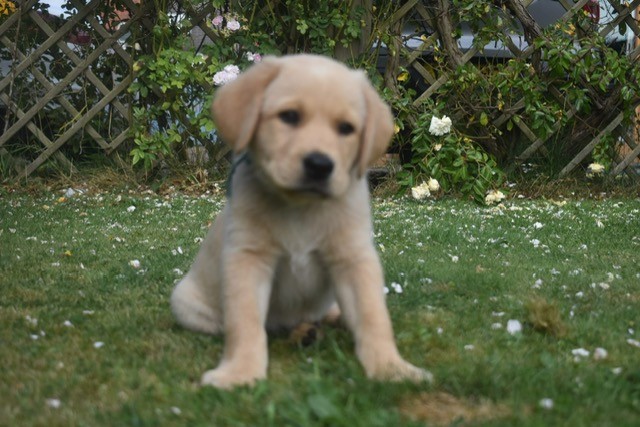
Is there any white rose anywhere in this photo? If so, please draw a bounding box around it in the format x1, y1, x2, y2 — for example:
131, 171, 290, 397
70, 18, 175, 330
429, 115, 452, 136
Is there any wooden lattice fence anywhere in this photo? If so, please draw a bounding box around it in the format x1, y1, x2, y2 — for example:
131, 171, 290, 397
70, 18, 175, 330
0, 0, 639, 179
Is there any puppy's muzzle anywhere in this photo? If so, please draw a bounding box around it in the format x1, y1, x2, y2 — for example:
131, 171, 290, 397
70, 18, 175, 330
303, 152, 334, 183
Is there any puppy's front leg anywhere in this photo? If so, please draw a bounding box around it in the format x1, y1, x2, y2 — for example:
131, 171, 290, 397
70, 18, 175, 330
201, 249, 275, 389
332, 249, 433, 383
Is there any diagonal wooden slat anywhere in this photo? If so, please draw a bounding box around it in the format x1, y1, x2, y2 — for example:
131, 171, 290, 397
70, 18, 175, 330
559, 112, 625, 176
0, 92, 77, 173
0, 0, 102, 93
1, 35, 110, 150
27, 8, 130, 118
0, 6, 142, 148
23, 74, 133, 176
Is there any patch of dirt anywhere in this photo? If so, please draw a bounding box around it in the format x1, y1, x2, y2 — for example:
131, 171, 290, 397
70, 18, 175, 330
399, 391, 511, 426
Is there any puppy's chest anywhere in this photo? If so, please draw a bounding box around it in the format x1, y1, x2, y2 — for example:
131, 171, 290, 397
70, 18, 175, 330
269, 211, 328, 273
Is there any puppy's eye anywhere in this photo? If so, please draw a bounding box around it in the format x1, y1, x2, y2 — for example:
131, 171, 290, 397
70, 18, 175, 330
337, 121, 355, 136
278, 109, 301, 126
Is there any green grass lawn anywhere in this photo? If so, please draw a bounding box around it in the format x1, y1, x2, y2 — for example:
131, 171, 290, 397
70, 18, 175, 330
1, 188, 639, 426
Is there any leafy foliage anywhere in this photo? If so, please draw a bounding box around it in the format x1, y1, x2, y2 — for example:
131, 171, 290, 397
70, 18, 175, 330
397, 109, 506, 203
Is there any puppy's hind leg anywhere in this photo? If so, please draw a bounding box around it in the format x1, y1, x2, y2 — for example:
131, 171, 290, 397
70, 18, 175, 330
170, 219, 225, 335
170, 273, 222, 335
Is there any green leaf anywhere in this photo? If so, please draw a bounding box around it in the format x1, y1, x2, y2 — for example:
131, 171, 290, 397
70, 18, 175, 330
480, 112, 489, 126
307, 395, 339, 420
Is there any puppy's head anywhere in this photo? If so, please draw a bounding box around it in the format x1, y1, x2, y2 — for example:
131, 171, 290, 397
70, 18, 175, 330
212, 54, 393, 199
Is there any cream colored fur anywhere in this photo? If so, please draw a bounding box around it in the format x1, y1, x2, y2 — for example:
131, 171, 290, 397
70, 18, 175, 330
170, 54, 432, 389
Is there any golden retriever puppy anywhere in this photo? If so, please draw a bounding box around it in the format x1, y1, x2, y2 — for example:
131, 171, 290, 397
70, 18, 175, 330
170, 54, 431, 389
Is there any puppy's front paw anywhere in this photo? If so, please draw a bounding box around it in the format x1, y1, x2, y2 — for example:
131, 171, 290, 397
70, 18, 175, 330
200, 366, 265, 389
365, 358, 434, 384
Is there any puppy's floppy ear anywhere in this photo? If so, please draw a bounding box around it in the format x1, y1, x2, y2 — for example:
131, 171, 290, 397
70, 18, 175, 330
212, 57, 281, 153
357, 74, 394, 177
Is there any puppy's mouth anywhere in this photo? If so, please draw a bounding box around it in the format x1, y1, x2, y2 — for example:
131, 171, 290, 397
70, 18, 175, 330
287, 182, 332, 198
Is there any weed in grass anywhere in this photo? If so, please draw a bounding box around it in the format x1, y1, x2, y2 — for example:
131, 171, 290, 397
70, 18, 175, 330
525, 297, 567, 338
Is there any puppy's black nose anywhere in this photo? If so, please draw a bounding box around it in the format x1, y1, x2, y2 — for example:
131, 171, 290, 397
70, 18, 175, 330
303, 152, 334, 181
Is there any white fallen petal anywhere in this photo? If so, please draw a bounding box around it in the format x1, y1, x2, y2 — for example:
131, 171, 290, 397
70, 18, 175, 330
46, 398, 61, 409
63, 320, 73, 327
572, 348, 590, 359
627, 338, 640, 348
129, 259, 141, 269
491, 322, 503, 330
127, 205, 136, 213
539, 398, 554, 410
93, 341, 105, 349
464, 344, 475, 351
593, 347, 608, 360
507, 319, 522, 335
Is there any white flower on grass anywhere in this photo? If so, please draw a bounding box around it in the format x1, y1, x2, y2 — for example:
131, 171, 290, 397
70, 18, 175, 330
213, 64, 240, 86
464, 344, 475, 351
450, 255, 459, 263
586, 163, 605, 177
572, 348, 590, 361
627, 338, 640, 348
533, 222, 544, 229
63, 320, 73, 327
411, 182, 431, 200
539, 398, 554, 410
25, 315, 38, 326
82, 310, 94, 315
390, 282, 403, 294
127, 205, 136, 213
593, 347, 608, 360
46, 398, 61, 409
506, 319, 522, 335
485, 190, 505, 205
531, 239, 541, 248
129, 259, 141, 269
427, 177, 440, 192
533, 278, 543, 289
491, 322, 503, 330
428, 115, 452, 136
93, 341, 104, 349
591, 282, 610, 290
